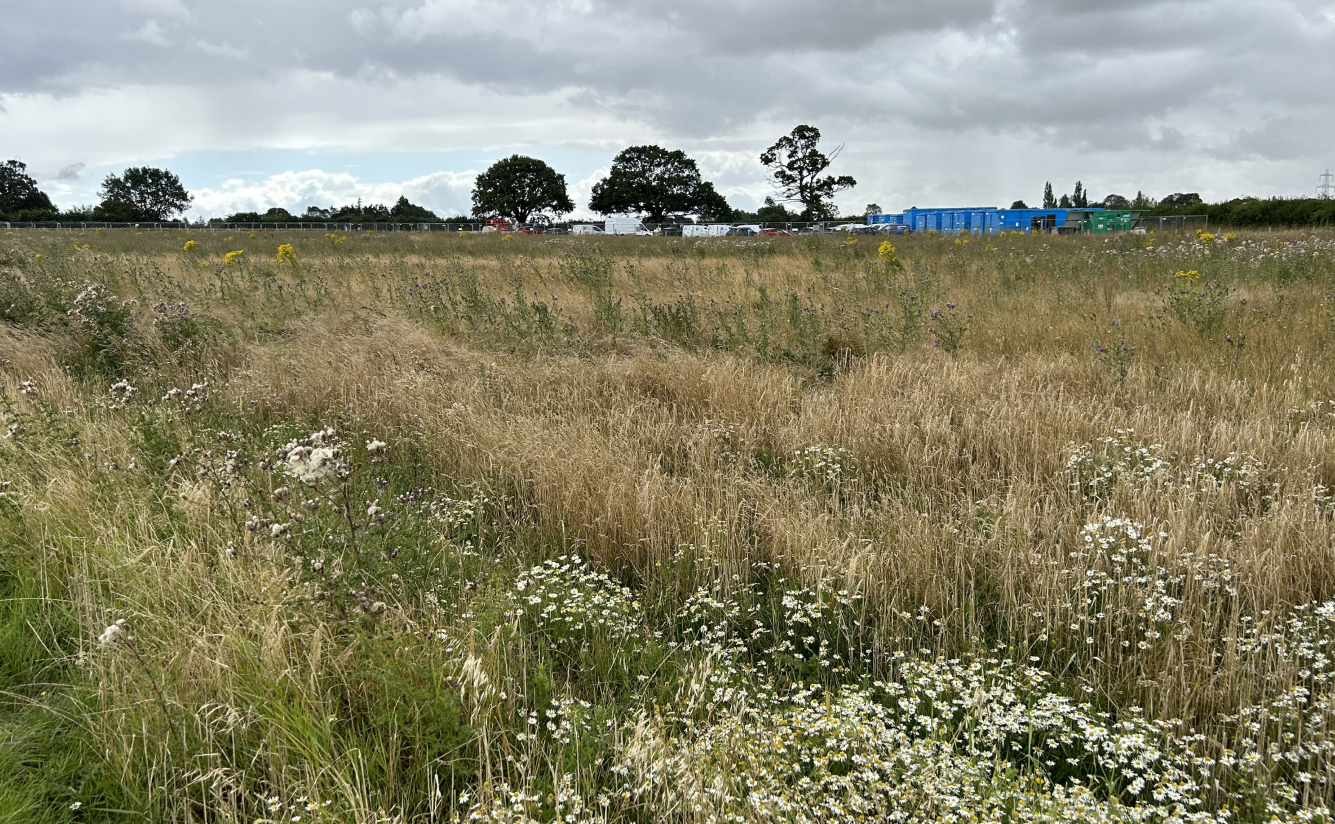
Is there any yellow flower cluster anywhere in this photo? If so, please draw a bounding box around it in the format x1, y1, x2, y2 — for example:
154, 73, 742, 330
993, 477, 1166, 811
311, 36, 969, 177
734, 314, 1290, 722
275, 243, 297, 263
182, 240, 196, 251
1196, 230, 1216, 245
877, 240, 900, 269
223, 250, 245, 265
1174, 269, 1201, 280
324, 232, 346, 244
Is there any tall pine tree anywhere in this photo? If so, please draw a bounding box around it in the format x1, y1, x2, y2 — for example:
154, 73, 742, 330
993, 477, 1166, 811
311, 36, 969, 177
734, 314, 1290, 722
1043, 182, 1056, 208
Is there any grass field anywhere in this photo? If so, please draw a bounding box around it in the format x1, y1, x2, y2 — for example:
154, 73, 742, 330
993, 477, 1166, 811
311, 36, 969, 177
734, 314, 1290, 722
2, 226, 1335, 823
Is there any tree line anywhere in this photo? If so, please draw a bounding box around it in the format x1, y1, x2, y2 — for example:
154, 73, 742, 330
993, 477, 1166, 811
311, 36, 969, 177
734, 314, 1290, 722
6, 138, 1335, 227
0, 125, 857, 225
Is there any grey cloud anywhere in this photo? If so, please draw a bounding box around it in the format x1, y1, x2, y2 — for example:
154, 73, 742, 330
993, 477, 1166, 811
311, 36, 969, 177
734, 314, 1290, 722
4, 0, 1334, 210
56, 163, 86, 181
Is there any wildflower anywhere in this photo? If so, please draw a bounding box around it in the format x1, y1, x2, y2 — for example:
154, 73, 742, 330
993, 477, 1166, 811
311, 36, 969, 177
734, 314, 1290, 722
182, 240, 196, 251
366, 439, 387, 454
98, 619, 126, 646
223, 250, 245, 265
69, 802, 82, 811
19, 380, 36, 396
878, 240, 901, 269
1174, 269, 1200, 280
275, 243, 297, 263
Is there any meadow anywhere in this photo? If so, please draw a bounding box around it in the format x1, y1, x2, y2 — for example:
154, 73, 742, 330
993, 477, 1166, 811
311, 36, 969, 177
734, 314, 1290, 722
2, 225, 1335, 823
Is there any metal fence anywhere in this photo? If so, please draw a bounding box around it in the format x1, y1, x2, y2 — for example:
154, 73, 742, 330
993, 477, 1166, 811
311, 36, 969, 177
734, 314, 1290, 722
1137, 215, 1209, 233
1, 217, 1213, 234
0, 220, 854, 235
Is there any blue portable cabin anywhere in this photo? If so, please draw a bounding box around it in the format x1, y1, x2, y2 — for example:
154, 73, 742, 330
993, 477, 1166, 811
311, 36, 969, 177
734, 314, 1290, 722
869, 206, 1103, 234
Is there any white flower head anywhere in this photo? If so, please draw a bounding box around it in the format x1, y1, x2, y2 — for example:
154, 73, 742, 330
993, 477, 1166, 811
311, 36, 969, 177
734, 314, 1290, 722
366, 439, 387, 454
98, 619, 126, 646
285, 445, 342, 483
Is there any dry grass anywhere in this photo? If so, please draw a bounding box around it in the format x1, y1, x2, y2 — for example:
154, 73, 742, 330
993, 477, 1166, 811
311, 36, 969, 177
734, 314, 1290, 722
2, 228, 1334, 821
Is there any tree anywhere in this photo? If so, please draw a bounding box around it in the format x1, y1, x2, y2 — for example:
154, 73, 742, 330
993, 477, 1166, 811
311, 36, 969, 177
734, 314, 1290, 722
0, 159, 57, 219
757, 196, 793, 223
1011, 200, 1029, 209
390, 196, 440, 222
588, 145, 728, 223
1101, 193, 1132, 210
1159, 192, 1203, 210
1072, 181, 1088, 209
471, 155, 573, 225
1059, 194, 1072, 208
864, 203, 882, 216
759, 125, 856, 221
1132, 191, 1156, 210
96, 167, 192, 221
1042, 182, 1056, 208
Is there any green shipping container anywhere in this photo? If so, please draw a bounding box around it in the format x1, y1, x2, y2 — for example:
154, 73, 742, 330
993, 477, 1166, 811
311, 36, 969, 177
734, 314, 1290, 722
1085, 210, 1136, 234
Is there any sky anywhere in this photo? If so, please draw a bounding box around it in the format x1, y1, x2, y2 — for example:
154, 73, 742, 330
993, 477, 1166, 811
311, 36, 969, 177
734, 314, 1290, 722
3, 0, 1334, 220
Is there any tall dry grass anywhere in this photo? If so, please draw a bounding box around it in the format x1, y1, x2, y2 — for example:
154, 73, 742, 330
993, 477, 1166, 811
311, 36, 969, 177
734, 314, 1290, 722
1, 227, 1334, 821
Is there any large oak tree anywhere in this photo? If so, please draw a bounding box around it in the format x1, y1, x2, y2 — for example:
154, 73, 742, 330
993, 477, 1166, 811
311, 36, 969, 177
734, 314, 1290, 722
589, 145, 731, 223
471, 155, 574, 225
95, 167, 193, 221
0, 159, 57, 219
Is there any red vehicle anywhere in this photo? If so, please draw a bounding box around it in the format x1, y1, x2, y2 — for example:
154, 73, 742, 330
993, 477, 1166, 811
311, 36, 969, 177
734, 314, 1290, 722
760, 228, 791, 237
483, 218, 512, 232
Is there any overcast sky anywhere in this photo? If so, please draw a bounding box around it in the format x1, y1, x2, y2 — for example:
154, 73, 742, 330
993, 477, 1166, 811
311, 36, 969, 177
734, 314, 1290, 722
4, 0, 1334, 219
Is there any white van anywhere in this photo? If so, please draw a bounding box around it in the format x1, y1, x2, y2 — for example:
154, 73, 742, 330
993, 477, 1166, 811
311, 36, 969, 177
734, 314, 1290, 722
605, 216, 650, 235
572, 224, 604, 235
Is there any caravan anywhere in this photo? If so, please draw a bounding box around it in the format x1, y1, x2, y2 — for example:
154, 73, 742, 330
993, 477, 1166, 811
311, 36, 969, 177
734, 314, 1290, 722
682, 224, 732, 238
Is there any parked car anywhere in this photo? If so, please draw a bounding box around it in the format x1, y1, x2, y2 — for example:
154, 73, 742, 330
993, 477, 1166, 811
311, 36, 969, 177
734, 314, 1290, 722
727, 224, 762, 236
760, 228, 791, 236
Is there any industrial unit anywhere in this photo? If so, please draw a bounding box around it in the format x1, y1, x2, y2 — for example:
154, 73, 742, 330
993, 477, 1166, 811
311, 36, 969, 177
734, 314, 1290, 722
867, 207, 1145, 235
